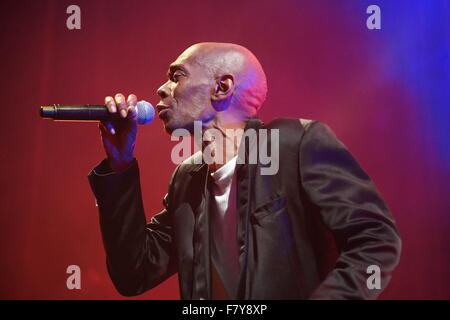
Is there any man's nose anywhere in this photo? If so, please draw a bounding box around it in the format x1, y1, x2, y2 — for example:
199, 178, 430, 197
157, 81, 170, 99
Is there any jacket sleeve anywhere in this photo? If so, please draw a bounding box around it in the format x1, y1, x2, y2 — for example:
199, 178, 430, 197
299, 121, 402, 300
87, 158, 177, 296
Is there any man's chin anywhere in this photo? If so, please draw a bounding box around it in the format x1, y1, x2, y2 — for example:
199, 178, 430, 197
162, 122, 175, 135
162, 119, 195, 135
164, 127, 175, 135
162, 119, 180, 135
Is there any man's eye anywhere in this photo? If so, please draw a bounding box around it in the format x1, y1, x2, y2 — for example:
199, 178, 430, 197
172, 72, 184, 82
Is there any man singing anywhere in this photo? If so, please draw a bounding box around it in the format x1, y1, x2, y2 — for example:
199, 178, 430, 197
88, 42, 401, 299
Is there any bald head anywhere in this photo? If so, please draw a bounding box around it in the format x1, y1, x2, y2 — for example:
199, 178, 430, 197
175, 42, 268, 115
156, 43, 267, 133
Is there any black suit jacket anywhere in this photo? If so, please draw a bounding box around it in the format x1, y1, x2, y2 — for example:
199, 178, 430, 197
88, 118, 401, 299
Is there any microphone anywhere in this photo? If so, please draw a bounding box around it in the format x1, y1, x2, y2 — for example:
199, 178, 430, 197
40, 100, 155, 125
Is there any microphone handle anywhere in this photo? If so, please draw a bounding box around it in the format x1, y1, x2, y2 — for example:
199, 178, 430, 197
40, 105, 123, 121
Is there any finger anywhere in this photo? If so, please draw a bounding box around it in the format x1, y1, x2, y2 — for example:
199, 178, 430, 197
115, 93, 127, 118
127, 94, 137, 107
104, 96, 117, 113
127, 94, 138, 119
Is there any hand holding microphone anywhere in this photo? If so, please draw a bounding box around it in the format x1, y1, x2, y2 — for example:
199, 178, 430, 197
40, 93, 154, 172
99, 93, 141, 172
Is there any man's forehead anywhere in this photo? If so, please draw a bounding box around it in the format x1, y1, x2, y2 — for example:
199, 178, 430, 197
168, 62, 185, 72
170, 46, 194, 64
168, 45, 210, 71
168, 57, 193, 73
168, 56, 200, 73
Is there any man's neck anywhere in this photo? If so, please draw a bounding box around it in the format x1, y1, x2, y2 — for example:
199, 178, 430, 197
200, 116, 246, 171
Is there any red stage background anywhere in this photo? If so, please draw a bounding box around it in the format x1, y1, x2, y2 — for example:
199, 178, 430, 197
0, 0, 449, 299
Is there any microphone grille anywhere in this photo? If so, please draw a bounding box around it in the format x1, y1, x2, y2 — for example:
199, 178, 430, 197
136, 100, 155, 125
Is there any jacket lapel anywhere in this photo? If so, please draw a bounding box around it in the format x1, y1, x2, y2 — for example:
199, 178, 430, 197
186, 117, 264, 300
235, 118, 264, 299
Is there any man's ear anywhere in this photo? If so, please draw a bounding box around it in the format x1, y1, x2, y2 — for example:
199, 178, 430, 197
211, 75, 235, 103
